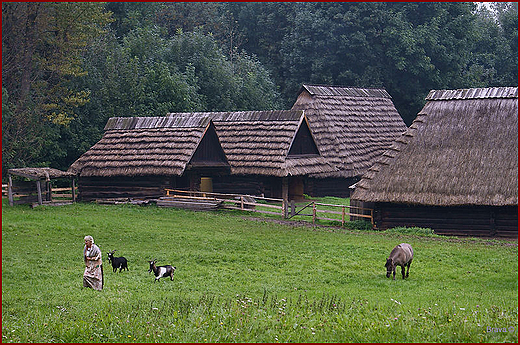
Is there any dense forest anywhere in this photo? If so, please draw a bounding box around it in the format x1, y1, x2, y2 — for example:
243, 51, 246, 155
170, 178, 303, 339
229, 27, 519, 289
2, 2, 518, 175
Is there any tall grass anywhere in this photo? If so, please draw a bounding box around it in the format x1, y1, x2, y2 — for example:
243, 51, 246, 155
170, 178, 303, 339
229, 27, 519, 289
2, 200, 518, 342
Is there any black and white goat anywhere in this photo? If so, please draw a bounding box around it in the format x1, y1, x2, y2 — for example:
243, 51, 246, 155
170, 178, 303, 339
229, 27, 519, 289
148, 259, 176, 283
107, 250, 128, 272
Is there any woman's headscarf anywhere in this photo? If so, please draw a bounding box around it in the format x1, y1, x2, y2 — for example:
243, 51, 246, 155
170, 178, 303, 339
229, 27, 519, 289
84, 235, 94, 243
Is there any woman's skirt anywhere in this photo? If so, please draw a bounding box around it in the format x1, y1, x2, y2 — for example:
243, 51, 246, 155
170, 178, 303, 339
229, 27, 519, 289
83, 265, 103, 290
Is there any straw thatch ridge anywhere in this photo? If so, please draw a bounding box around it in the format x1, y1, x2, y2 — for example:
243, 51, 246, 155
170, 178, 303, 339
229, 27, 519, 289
104, 115, 211, 130
352, 87, 518, 207
291, 84, 407, 179
8, 167, 74, 180
299, 84, 392, 98
69, 117, 225, 177
167, 111, 337, 177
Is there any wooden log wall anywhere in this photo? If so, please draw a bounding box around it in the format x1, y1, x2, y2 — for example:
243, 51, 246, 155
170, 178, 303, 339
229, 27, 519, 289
213, 176, 265, 196
373, 203, 518, 238
304, 177, 359, 198
212, 176, 280, 198
78, 176, 173, 201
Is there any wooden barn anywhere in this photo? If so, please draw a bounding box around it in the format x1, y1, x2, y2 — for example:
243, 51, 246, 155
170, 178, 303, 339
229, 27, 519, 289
167, 110, 337, 200
351, 87, 518, 237
68, 116, 230, 201
291, 84, 408, 197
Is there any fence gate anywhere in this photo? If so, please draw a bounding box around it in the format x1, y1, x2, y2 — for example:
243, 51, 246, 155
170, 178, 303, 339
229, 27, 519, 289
288, 200, 373, 227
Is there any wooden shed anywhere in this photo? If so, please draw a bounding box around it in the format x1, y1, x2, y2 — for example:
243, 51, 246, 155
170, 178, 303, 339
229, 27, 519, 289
291, 84, 408, 197
7, 167, 76, 206
68, 116, 230, 201
351, 87, 518, 237
167, 110, 337, 200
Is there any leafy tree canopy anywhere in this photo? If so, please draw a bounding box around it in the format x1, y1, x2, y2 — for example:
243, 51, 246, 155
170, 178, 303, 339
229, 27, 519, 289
2, 2, 517, 174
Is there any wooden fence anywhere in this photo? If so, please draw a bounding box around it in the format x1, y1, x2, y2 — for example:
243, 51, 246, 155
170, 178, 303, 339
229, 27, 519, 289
164, 189, 373, 226
288, 201, 374, 227
5, 184, 77, 206
165, 189, 286, 217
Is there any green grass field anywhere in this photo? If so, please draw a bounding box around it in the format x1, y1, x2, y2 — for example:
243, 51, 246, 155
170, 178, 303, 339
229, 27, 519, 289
2, 200, 518, 342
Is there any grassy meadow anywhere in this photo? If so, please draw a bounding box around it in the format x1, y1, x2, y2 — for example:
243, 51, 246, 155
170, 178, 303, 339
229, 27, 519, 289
2, 199, 518, 343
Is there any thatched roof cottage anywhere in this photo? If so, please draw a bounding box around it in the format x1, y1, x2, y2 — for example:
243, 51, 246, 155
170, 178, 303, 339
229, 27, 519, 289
167, 110, 337, 200
69, 116, 230, 201
70, 110, 335, 201
291, 84, 407, 197
351, 87, 518, 237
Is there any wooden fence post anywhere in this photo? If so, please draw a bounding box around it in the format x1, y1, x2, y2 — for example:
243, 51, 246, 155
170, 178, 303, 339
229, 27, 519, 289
46, 181, 52, 202
240, 196, 244, 210
8, 174, 14, 206
36, 180, 43, 205
342, 206, 345, 226
291, 200, 295, 217
72, 179, 76, 203
312, 202, 316, 225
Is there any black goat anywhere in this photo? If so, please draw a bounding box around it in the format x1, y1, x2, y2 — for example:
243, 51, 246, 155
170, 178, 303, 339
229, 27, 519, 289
107, 250, 128, 272
148, 259, 176, 283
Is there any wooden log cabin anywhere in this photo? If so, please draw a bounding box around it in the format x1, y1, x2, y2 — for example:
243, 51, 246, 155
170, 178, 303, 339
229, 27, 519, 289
351, 87, 518, 237
167, 110, 337, 201
68, 116, 230, 201
291, 85, 408, 197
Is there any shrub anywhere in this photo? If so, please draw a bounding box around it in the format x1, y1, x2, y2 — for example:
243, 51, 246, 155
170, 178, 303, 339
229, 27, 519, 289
344, 220, 372, 231
385, 226, 436, 236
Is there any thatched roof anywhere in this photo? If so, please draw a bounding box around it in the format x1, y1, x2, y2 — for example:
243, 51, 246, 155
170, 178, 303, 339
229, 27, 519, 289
291, 84, 408, 178
167, 110, 337, 177
69, 116, 228, 177
8, 167, 74, 180
352, 87, 518, 206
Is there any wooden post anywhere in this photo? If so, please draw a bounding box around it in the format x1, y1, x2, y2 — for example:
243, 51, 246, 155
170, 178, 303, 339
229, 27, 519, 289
342, 206, 345, 226
282, 177, 289, 219
8, 174, 14, 206
291, 200, 295, 217
72, 178, 76, 203
240, 196, 244, 210
312, 202, 316, 225
47, 181, 52, 202
36, 180, 43, 205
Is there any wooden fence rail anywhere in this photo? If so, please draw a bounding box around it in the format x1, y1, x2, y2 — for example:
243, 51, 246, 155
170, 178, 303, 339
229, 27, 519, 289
164, 189, 373, 226
164, 189, 286, 217
290, 201, 374, 227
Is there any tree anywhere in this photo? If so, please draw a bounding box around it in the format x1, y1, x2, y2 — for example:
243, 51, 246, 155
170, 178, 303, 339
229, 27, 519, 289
60, 25, 281, 170
2, 2, 112, 173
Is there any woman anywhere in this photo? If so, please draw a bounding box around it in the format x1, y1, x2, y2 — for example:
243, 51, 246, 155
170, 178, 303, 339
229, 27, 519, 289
83, 235, 103, 290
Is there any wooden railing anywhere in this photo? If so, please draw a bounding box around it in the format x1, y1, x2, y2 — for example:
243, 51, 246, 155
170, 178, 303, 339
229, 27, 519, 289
164, 189, 373, 226
5, 183, 77, 206
164, 189, 285, 217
